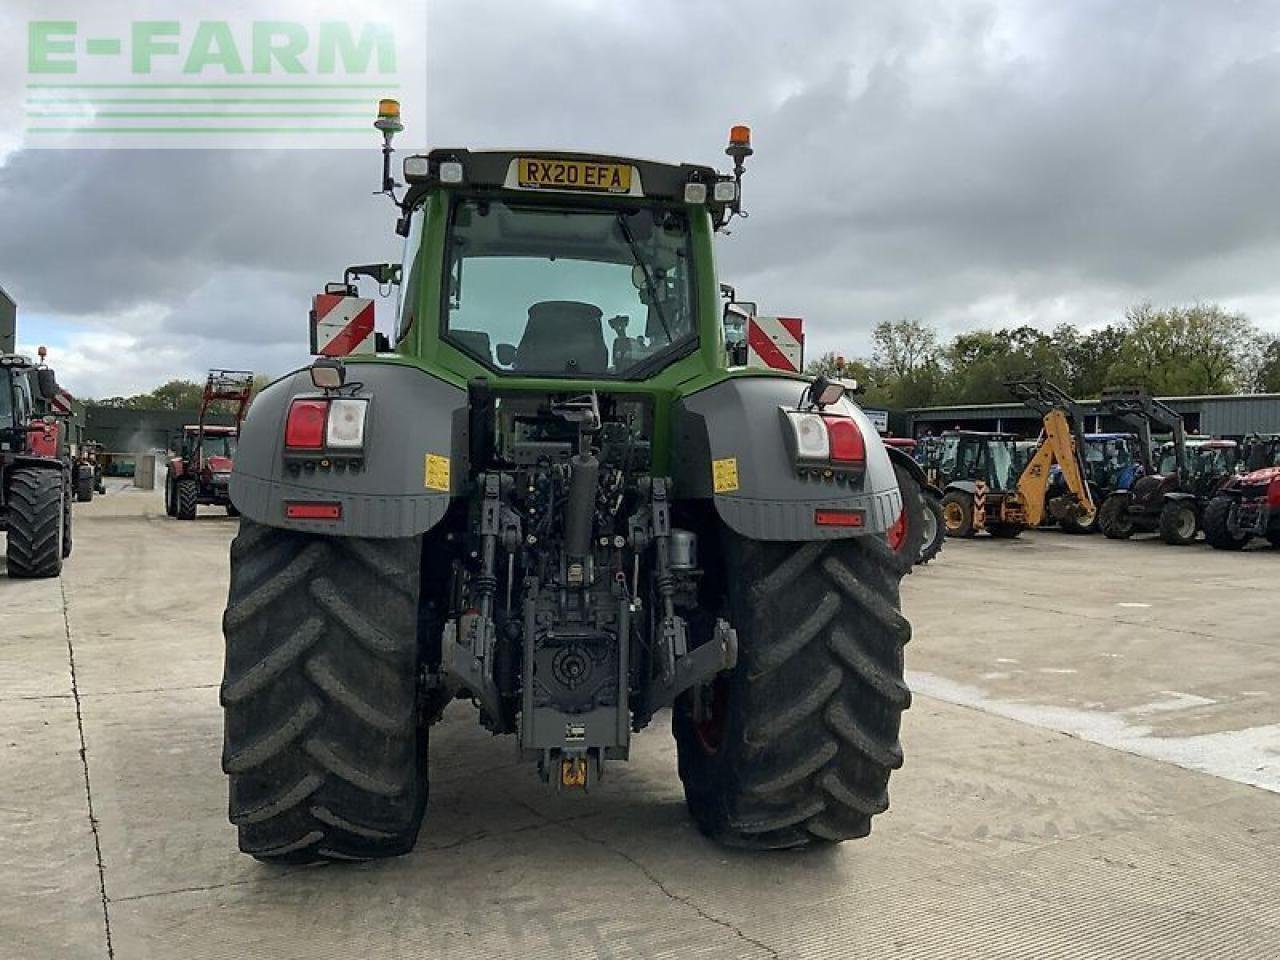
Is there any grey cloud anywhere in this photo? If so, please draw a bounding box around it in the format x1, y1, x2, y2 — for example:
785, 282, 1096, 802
3, 0, 1280, 396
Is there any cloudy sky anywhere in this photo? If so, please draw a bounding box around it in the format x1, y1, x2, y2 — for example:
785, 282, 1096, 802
3, 0, 1280, 398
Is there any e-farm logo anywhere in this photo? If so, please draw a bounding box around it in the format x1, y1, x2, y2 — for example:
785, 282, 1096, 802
17, 2, 426, 149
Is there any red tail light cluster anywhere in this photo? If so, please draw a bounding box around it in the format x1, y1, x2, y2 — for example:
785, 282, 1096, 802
783, 411, 866, 469
284, 397, 368, 451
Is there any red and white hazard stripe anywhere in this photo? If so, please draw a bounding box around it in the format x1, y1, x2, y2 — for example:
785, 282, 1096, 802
746, 316, 804, 373
311, 294, 376, 357
50, 389, 74, 415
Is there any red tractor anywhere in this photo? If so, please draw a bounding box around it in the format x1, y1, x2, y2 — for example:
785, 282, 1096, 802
1203, 434, 1280, 551
164, 370, 253, 520
1, 352, 74, 577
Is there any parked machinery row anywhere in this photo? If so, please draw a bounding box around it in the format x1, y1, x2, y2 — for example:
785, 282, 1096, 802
914, 380, 1280, 550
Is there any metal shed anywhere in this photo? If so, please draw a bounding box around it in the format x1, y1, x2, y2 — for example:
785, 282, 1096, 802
908, 393, 1280, 439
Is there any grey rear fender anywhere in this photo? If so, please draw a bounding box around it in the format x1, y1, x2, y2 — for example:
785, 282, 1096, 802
230, 363, 467, 538
672, 376, 901, 540
945, 480, 980, 496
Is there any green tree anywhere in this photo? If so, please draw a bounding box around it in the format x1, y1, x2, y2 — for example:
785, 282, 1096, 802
1107, 302, 1257, 395
1250, 337, 1280, 392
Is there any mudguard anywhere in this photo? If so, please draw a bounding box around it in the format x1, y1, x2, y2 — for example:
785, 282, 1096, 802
944, 480, 981, 496
1163, 491, 1197, 503
672, 376, 901, 540
887, 446, 941, 498
230, 363, 467, 538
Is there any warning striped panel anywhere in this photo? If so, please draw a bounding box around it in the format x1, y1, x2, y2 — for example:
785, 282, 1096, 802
50, 389, 74, 415
311, 294, 376, 357
747, 316, 804, 373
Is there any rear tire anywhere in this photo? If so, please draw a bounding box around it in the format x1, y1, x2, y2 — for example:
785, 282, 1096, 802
1268, 531, 1280, 549
176, 478, 199, 521
1099, 494, 1134, 540
1158, 501, 1198, 545
164, 476, 178, 517
918, 492, 945, 564
1203, 497, 1249, 551
5, 468, 65, 579
940, 491, 976, 538
221, 519, 428, 862
226, 502, 241, 518
673, 532, 911, 849
62, 480, 73, 559
75, 470, 94, 503
887, 463, 927, 569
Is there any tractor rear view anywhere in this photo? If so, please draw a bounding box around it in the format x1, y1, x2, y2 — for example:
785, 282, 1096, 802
165, 370, 253, 520
219, 109, 915, 863
1, 353, 73, 577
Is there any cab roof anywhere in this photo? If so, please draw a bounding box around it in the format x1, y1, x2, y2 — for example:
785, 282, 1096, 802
406, 149, 730, 209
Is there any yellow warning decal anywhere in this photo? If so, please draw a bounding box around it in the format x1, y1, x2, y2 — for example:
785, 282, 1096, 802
424, 454, 451, 492
712, 457, 740, 494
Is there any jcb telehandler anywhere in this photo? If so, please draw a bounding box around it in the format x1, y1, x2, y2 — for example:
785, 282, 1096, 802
220, 105, 914, 862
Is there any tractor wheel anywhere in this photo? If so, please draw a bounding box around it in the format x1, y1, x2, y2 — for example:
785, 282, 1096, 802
75, 470, 94, 503
176, 478, 199, 521
1202, 497, 1249, 551
986, 523, 1023, 539
62, 480, 73, 559
673, 531, 911, 849
226, 502, 241, 518
221, 519, 428, 862
1158, 501, 1198, 546
5, 468, 65, 579
1268, 531, 1280, 549
164, 477, 178, 517
918, 492, 945, 564
1099, 495, 1134, 540
940, 491, 976, 538
887, 463, 927, 569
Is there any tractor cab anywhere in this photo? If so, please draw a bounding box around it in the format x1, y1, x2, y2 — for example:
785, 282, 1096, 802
1158, 439, 1237, 495
930, 430, 1021, 492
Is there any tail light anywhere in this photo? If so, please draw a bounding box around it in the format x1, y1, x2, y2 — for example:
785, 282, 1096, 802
783, 411, 866, 470
824, 416, 865, 463
285, 399, 328, 449
285, 397, 369, 451
326, 398, 369, 449
1268, 479, 1280, 509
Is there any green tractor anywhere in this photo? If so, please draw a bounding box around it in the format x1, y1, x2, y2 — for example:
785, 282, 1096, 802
221, 107, 915, 862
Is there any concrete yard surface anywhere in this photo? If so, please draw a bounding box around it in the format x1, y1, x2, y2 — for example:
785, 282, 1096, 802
2, 486, 1279, 959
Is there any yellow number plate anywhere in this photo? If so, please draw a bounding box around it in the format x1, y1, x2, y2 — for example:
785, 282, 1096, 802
517, 158, 632, 194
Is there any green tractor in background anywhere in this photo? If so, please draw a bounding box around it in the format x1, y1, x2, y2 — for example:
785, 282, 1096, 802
221, 106, 916, 863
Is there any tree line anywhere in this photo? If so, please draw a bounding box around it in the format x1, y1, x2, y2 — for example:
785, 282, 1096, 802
93, 376, 273, 410
808, 302, 1280, 409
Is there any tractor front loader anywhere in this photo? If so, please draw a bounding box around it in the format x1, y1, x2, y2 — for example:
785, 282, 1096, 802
165, 370, 253, 520
1096, 387, 1208, 544
220, 108, 915, 864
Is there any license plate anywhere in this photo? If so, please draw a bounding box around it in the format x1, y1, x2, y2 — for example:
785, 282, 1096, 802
517, 158, 631, 194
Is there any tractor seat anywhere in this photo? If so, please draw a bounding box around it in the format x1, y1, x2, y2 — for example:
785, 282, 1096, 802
451, 329, 493, 364
515, 301, 608, 373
